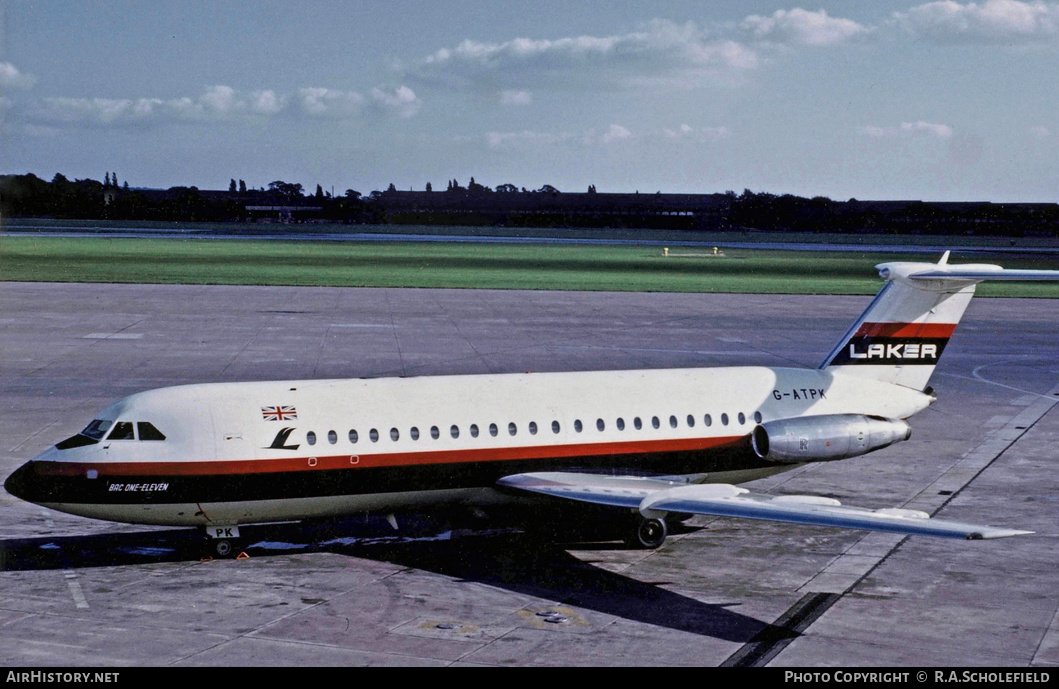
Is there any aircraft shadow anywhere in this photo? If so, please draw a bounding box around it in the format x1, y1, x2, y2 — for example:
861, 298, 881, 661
0, 518, 766, 643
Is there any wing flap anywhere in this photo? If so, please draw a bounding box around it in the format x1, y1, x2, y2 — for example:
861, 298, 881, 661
498, 472, 1031, 540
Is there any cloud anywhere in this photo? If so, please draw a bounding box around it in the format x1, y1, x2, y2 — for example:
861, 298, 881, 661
486, 130, 572, 149
600, 124, 633, 144
0, 62, 36, 89
297, 87, 365, 117
19, 84, 419, 128
741, 8, 872, 46
859, 121, 955, 138
412, 19, 759, 91
369, 85, 421, 118
894, 1, 1059, 44
485, 123, 734, 149
1030, 125, 1051, 137
499, 89, 532, 105
661, 123, 731, 141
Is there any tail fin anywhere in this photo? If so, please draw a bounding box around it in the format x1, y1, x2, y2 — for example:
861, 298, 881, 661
820, 252, 1059, 391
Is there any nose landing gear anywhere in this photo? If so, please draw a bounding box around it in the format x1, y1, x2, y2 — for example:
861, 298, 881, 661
202, 526, 244, 559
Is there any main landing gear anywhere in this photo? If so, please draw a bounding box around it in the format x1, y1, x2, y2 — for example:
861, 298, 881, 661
624, 515, 668, 549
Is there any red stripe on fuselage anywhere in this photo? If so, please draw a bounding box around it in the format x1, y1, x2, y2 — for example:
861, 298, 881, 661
854, 322, 956, 338
35, 435, 748, 478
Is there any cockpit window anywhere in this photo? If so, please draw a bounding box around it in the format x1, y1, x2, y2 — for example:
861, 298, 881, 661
81, 419, 113, 440
137, 422, 166, 441
56, 434, 98, 450
107, 421, 135, 440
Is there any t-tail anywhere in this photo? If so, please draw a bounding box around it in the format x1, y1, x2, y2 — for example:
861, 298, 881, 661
820, 251, 1059, 391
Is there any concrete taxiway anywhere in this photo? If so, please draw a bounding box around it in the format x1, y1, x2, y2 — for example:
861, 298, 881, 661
1, 281, 1056, 667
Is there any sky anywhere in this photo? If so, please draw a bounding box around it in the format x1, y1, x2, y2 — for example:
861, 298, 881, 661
2, 0, 1058, 202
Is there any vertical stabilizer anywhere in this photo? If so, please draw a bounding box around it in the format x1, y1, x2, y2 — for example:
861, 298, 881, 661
820, 255, 1059, 391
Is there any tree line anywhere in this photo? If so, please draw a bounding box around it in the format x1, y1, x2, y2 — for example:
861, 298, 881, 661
1, 172, 1056, 238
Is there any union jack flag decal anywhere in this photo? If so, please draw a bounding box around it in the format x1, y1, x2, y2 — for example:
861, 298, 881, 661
261, 405, 298, 421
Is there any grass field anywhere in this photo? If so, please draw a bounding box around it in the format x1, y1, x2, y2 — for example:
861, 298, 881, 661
2, 235, 1057, 297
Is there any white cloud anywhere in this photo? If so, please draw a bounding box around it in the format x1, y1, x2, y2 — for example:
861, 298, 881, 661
499, 89, 532, 105
20, 84, 419, 128
600, 124, 633, 144
661, 123, 731, 141
251, 90, 286, 115
369, 85, 421, 118
1030, 125, 1051, 137
741, 8, 871, 46
486, 130, 571, 149
414, 20, 759, 91
297, 87, 365, 117
0, 62, 35, 89
894, 1, 1059, 43
859, 121, 955, 138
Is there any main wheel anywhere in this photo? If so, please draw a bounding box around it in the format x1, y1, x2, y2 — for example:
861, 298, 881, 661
625, 516, 667, 549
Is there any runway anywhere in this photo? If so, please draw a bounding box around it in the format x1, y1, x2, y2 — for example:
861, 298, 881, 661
1, 282, 1056, 667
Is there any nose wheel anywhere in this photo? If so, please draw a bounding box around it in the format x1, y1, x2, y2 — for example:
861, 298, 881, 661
212, 538, 236, 558
201, 526, 244, 559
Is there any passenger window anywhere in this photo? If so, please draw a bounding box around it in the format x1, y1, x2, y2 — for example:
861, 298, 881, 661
431, 426, 440, 440
327, 430, 336, 444
508, 423, 517, 436
489, 423, 498, 437
721, 414, 729, 426
306, 431, 317, 445
551, 421, 560, 434
686, 415, 695, 428
390, 428, 400, 441
451, 425, 459, 439
669, 415, 678, 429
754, 411, 763, 424
574, 419, 583, 432
634, 417, 642, 430
410, 427, 420, 440
738, 413, 746, 425
107, 421, 135, 440
704, 414, 712, 427
470, 424, 479, 438
137, 422, 166, 441
529, 422, 538, 435
616, 418, 625, 431
652, 416, 660, 429
349, 429, 359, 443
596, 419, 605, 431
369, 428, 379, 442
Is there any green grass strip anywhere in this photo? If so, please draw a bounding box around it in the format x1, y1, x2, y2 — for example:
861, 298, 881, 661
1, 236, 1056, 297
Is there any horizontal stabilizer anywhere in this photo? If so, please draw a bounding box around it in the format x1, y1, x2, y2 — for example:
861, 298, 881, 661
908, 268, 1059, 282
498, 472, 1031, 540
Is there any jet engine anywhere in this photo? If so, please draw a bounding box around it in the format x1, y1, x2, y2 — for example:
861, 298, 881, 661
751, 414, 911, 463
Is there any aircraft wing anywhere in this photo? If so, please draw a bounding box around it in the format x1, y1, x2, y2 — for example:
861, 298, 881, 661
497, 472, 1031, 540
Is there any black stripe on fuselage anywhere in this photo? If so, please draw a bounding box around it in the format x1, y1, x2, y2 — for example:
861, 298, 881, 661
8, 445, 767, 506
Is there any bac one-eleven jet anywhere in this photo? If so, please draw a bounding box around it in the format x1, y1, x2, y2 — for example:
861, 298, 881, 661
6, 254, 1058, 558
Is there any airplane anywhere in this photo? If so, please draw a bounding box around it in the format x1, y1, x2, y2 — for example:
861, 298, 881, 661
6, 253, 1058, 558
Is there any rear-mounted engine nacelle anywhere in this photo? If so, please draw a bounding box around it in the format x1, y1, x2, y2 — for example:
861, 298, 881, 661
751, 414, 911, 463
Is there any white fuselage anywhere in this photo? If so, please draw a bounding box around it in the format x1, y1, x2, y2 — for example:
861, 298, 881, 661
10, 365, 931, 527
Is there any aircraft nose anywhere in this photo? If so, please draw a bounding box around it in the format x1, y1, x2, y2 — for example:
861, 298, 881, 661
4, 462, 34, 501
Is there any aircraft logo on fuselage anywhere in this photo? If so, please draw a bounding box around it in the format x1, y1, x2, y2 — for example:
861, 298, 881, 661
267, 427, 300, 450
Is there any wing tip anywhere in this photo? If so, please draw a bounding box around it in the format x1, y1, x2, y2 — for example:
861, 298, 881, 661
967, 529, 1034, 540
